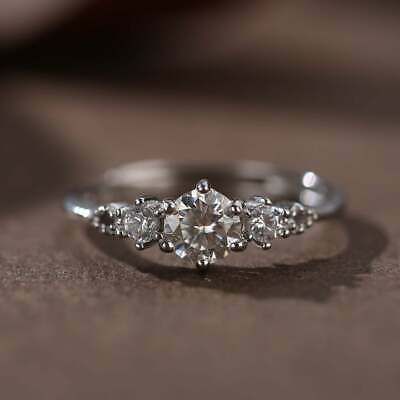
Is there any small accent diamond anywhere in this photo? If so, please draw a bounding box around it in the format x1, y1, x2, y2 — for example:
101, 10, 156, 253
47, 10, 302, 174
275, 201, 316, 234
92, 203, 126, 236
244, 196, 286, 246
122, 199, 162, 243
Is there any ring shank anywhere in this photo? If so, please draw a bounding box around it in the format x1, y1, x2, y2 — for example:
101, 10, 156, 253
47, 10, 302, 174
64, 160, 344, 220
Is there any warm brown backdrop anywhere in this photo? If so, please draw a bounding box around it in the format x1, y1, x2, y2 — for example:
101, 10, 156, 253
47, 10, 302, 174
1, 1, 400, 399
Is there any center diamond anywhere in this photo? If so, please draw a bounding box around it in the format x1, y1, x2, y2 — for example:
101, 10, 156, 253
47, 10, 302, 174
163, 186, 243, 265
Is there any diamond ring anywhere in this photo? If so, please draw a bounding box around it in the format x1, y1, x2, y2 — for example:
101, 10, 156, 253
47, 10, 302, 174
64, 160, 344, 271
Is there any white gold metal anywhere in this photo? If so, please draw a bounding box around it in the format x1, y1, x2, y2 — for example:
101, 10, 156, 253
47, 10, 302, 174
135, 241, 148, 250
196, 255, 211, 272
162, 199, 176, 215
230, 240, 248, 252
159, 239, 175, 253
230, 200, 244, 216
260, 242, 272, 251
196, 178, 211, 194
64, 160, 344, 270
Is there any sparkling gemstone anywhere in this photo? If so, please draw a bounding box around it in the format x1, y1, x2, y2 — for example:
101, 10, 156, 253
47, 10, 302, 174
122, 200, 162, 243
93, 203, 126, 235
163, 188, 243, 264
244, 196, 284, 244
275, 201, 313, 233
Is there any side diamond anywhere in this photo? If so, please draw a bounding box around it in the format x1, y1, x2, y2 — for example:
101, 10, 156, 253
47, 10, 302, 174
244, 196, 287, 246
122, 199, 162, 243
275, 201, 317, 234
92, 203, 127, 236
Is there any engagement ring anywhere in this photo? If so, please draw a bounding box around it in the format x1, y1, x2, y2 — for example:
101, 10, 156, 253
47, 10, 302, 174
64, 160, 344, 271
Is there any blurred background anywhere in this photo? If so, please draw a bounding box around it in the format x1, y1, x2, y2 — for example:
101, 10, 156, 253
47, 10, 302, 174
3, 0, 400, 112
1, 1, 400, 399
1, 0, 399, 211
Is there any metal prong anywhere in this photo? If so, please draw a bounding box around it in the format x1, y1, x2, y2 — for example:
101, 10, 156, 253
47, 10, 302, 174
306, 218, 314, 228
278, 228, 291, 239
296, 225, 305, 234
264, 197, 273, 205
243, 230, 252, 241
288, 220, 297, 233
113, 208, 121, 218
230, 200, 243, 216
158, 231, 166, 240
135, 196, 146, 206
135, 196, 159, 206
230, 240, 248, 252
162, 199, 176, 215
196, 179, 210, 194
135, 241, 152, 250
159, 239, 174, 253
306, 209, 317, 226
260, 242, 272, 250
196, 256, 210, 272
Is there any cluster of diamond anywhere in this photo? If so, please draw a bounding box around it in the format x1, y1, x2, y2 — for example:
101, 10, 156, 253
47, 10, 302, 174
91, 179, 317, 270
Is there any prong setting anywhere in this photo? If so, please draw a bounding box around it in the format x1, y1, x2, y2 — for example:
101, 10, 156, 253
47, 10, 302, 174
244, 196, 290, 246
159, 239, 175, 253
162, 199, 176, 215
260, 242, 272, 250
135, 197, 146, 206
196, 179, 211, 194
230, 240, 248, 252
92, 203, 128, 236
135, 241, 150, 250
196, 255, 211, 272
264, 197, 273, 206
135, 196, 159, 206
229, 199, 244, 216
278, 228, 291, 239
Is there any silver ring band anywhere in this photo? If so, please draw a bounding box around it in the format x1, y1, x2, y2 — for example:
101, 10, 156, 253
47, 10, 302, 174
64, 160, 344, 270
